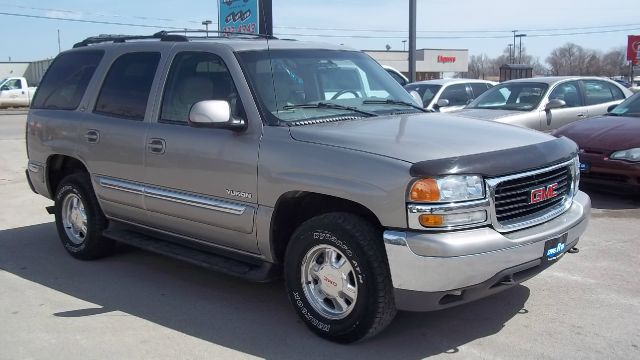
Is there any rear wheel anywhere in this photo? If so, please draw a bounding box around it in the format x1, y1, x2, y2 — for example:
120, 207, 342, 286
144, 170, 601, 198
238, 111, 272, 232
54, 173, 113, 260
285, 212, 396, 343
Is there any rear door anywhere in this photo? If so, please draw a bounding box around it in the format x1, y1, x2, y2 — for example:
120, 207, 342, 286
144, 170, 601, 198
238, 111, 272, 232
541, 80, 587, 131
75, 48, 163, 222
582, 79, 627, 117
143, 45, 262, 253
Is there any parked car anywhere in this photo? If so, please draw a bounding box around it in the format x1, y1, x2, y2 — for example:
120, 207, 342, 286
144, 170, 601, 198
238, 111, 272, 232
404, 78, 496, 112
613, 78, 632, 88
554, 92, 640, 191
382, 65, 409, 86
455, 77, 633, 131
0, 76, 37, 108
26, 32, 590, 343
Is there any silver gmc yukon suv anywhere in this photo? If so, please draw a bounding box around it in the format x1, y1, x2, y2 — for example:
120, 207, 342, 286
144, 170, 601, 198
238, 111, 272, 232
25, 32, 591, 343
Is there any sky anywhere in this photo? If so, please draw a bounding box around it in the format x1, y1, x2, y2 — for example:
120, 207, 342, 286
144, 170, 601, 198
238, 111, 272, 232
0, 0, 638, 62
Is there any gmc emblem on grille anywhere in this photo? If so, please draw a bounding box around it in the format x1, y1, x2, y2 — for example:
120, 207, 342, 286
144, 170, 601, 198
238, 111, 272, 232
530, 183, 559, 204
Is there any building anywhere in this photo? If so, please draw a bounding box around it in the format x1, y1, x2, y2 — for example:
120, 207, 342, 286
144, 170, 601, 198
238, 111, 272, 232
365, 49, 469, 81
0, 59, 53, 86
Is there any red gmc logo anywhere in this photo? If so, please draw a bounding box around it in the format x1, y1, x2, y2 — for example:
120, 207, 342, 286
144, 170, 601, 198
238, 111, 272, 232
530, 183, 559, 204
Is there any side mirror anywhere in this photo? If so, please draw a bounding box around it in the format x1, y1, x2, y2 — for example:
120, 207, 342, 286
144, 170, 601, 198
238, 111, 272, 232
607, 104, 618, 113
409, 91, 423, 107
436, 99, 450, 108
188, 100, 245, 130
545, 99, 566, 111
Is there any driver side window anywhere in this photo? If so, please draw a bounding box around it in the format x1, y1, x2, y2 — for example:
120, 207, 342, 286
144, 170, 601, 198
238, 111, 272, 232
549, 81, 582, 108
439, 84, 470, 106
160, 52, 242, 124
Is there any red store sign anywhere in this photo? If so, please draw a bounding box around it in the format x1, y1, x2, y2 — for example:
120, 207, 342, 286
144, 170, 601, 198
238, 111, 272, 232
437, 55, 456, 64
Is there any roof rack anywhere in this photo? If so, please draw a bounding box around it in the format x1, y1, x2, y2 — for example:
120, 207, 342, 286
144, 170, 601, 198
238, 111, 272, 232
73, 30, 277, 48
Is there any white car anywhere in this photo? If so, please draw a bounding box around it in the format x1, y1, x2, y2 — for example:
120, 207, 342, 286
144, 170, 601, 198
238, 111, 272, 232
405, 78, 497, 112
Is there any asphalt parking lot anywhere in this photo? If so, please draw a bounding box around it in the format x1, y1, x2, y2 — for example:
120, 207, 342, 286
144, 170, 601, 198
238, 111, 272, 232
1, 113, 639, 359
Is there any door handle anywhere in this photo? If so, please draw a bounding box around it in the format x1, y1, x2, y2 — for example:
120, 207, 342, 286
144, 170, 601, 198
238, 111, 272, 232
577, 113, 586, 118
147, 138, 166, 154
85, 130, 100, 144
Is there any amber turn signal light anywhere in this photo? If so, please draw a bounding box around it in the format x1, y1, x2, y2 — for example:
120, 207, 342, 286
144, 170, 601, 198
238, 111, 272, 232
410, 178, 440, 202
419, 214, 444, 227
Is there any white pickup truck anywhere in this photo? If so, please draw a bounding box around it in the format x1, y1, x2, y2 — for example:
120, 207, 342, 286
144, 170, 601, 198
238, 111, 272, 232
0, 76, 37, 108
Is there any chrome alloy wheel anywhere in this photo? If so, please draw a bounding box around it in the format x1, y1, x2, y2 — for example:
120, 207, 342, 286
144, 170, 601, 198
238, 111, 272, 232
61, 193, 88, 245
301, 244, 359, 320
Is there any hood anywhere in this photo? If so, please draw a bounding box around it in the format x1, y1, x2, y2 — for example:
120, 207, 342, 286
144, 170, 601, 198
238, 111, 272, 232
555, 115, 640, 151
288, 113, 554, 164
453, 108, 529, 121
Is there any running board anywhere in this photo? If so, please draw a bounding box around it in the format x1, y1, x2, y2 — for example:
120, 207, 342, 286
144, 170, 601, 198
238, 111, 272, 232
103, 229, 279, 282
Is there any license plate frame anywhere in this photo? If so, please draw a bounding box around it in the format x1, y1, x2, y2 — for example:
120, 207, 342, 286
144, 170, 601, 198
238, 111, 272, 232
543, 233, 569, 264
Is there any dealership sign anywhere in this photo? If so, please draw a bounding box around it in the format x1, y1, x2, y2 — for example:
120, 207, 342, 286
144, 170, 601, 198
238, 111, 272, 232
437, 55, 456, 64
628, 35, 640, 64
219, 0, 260, 34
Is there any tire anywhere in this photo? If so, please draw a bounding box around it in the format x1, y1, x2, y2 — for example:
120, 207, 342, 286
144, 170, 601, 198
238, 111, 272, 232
54, 173, 114, 260
284, 212, 396, 343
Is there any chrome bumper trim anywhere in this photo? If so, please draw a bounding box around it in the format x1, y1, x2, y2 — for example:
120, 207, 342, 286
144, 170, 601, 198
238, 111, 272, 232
384, 191, 590, 293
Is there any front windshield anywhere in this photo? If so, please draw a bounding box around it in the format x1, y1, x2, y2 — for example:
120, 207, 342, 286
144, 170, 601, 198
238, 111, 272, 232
237, 49, 421, 124
404, 84, 441, 107
467, 82, 548, 111
610, 92, 640, 117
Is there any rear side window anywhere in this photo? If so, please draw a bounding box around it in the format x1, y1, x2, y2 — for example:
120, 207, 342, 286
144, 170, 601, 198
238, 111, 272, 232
31, 50, 104, 110
94, 52, 160, 120
469, 83, 490, 99
583, 80, 616, 106
608, 83, 625, 100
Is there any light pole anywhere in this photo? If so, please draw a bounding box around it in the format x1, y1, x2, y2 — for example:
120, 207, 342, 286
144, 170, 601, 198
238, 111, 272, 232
516, 34, 527, 64
508, 44, 513, 64
512, 30, 517, 63
202, 20, 213, 37
408, 0, 417, 82
402, 40, 407, 51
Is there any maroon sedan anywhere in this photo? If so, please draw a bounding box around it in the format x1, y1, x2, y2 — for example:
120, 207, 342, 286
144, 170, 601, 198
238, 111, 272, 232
554, 92, 640, 191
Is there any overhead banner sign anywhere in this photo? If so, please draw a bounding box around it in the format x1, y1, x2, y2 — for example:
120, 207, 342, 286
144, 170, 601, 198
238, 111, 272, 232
628, 35, 640, 64
219, 0, 260, 34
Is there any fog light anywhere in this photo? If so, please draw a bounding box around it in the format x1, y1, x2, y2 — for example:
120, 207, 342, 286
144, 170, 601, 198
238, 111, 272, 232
419, 210, 487, 228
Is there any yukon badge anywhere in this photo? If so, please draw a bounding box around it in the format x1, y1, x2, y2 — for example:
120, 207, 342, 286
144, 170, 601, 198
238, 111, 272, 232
226, 189, 253, 199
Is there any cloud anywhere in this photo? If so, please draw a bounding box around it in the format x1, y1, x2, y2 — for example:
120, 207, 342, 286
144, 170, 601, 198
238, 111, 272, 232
45, 10, 83, 20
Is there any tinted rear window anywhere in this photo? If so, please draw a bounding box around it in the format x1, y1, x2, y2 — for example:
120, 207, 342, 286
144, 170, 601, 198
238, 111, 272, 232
31, 50, 104, 110
94, 52, 160, 120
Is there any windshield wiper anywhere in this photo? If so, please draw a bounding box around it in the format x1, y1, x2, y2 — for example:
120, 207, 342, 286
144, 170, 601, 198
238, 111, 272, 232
362, 99, 427, 112
282, 102, 378, 117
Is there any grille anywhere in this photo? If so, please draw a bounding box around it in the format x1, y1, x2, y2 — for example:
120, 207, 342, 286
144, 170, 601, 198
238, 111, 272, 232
493, 165, 572, 226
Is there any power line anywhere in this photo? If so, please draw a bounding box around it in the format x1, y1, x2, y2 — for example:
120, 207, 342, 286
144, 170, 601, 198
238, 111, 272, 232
0, 11, 197, 30
1, 3, 639, 35
0, 10, 638, 40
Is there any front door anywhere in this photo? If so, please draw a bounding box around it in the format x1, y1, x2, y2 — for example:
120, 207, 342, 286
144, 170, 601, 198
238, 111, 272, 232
143, 48, 261, 253
0, 78, 25, 107
541, 80, 587, 131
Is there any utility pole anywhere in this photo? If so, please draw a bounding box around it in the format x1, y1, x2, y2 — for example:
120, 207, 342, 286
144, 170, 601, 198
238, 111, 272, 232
202, 20, 212, 37
402, 40, 407, 52
508, 44, 513, 64
512, 30, 517, 64
516, 33, 527, 64
57, 29, 61, 53
408, 0, 417, 82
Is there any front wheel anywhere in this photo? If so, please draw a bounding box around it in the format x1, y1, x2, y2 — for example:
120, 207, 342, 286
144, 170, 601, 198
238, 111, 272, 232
284, 212, 396, 343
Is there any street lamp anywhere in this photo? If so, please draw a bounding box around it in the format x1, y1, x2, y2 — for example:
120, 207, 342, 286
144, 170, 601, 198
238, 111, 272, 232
507, 44, 513, 64
202, 20, 213, 37
516, 34, 527, 64
512, 30, 518, 63
402, 40, 407, 51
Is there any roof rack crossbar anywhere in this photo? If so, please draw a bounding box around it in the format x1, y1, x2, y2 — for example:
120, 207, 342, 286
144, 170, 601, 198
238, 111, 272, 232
161, 29, 277, 39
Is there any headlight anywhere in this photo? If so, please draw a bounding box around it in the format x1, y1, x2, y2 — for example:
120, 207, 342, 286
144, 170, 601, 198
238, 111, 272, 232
410, 175, 484, 202
610, 148, 640, 162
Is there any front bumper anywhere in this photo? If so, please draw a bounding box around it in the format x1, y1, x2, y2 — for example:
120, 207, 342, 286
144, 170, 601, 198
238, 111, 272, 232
579, 153, 640, 189
384, 191, 590, 311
